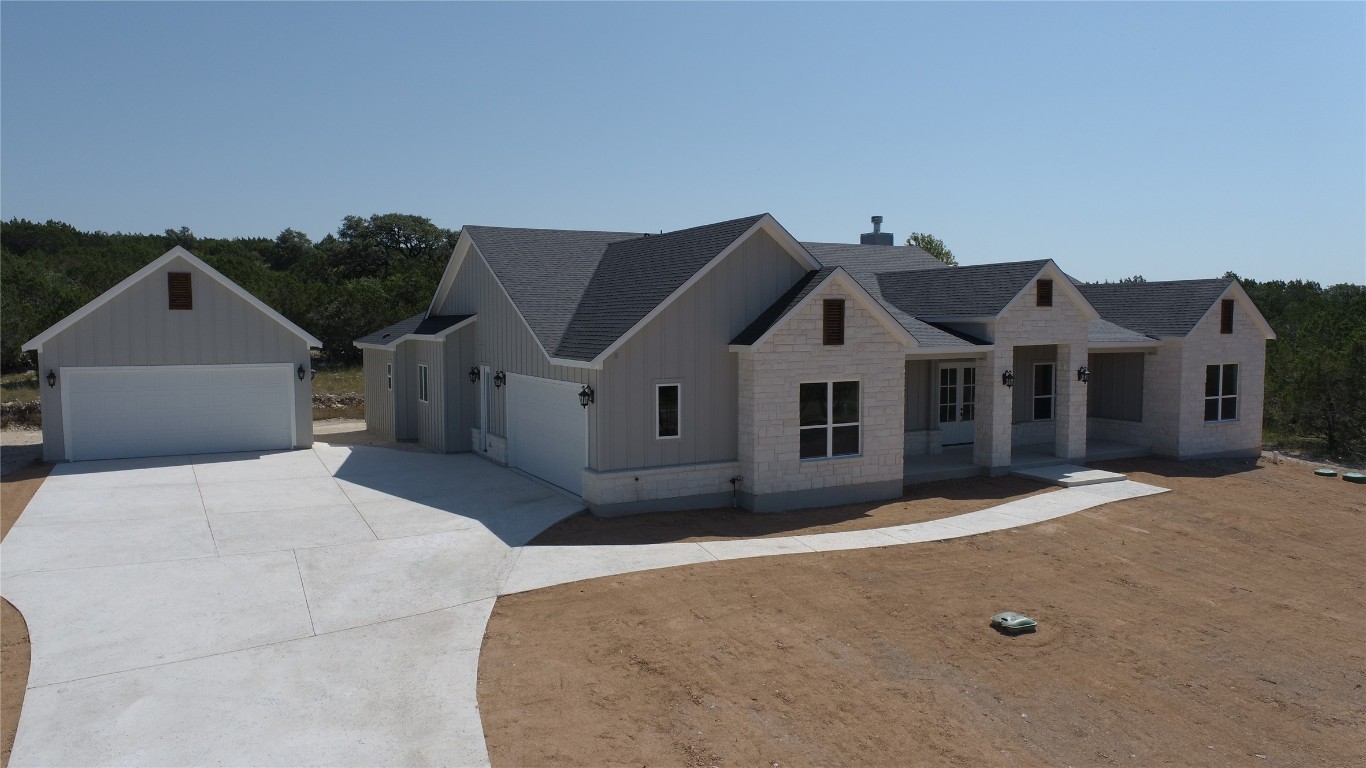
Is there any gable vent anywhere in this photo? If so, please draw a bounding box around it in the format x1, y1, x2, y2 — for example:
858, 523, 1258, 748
1036, 279, 1053, 308
823, 299, 845, 345
1220, 299, 1234, 334
168, 272, 193, 310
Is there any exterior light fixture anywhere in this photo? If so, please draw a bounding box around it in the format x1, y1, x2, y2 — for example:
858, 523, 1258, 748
578, 384, 594, 408
1002, 370, 1015, 388
468, 367, 480, 384
493, 371, 506, 389
46, 369, 57, 388
297, 364, 307, 381
1077, 366, 1090, 383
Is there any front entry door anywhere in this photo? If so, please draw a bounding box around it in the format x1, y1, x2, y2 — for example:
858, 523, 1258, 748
937, 364, 977, 445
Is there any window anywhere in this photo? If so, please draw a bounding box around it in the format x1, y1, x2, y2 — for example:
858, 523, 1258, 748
823, 299, 845, 345
1220, 299, 1234, 334
1204, 364, 1238, 421
799, 381, 860, 459
386, 362, 393, 391
1033, 363, 1054, 420
1036, 279, 1053, 307
167, 272, 193, 310
656, 383, 681, 439
417, 364, 429, 403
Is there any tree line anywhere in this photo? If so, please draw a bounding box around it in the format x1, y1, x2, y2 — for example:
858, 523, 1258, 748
1, 214, 456, 371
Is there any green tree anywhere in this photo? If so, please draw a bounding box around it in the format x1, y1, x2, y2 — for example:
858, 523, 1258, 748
906, 232, 957, 266
1119, 275, 1146, 283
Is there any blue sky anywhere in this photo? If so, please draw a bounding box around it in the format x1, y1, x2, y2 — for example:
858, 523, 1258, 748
2, 2, 1362, 284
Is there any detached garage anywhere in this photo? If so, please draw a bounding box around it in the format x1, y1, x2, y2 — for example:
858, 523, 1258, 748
23, 246, 322, 462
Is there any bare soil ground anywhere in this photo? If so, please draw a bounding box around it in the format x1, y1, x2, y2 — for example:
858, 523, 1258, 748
1, 461, 50, 768
480, 457, 1366, 768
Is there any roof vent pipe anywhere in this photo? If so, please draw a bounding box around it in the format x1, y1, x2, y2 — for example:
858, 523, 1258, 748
860, 215, 893, 246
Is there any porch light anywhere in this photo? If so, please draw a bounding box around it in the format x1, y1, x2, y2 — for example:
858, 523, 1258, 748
46, 369, 56, 388
1077, 366, 1090, 383
1002, 370, 1015, 388
578, 384, 594, 408
297, 364, 307, 381
468, 367, 480, 384
493, 371, 506, 389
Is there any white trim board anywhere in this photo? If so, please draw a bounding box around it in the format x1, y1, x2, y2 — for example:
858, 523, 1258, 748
354, 315, 478, 351
728, 267, 918, 351
23, 247, 322, 351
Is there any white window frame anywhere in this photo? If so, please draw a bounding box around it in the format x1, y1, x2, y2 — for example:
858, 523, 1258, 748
655, 382, 682, 440
1204, 363, 1239, 422
1033, 362, 1055, 421
417, 363, 429, 403
799, 379, 861, 460
386, 362, 392, 391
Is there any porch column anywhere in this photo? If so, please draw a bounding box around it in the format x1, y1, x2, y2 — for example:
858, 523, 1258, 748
973, 347, 1013, 475
1055, 342, 1088, 460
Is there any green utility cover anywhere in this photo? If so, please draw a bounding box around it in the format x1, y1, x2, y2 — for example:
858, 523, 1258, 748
1314, 468, 1337, 477
1344, 473, 1366, 484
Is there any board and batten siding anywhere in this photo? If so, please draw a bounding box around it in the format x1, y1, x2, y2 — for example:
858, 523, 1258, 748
363, 348, 396, 440
594, 229, 810, 471
409, 339, 446, 451
36, 255, 312, 461
433, 244, 598, 454
904, 360, 931, 431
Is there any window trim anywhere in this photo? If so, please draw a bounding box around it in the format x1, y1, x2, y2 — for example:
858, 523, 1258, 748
386, 362, 393, 391
798, 379, 861, 460
417, 363, 429, 403
655, 382, 682, 440
1032, 362, 1055, 421
1204, 363, 1239, 422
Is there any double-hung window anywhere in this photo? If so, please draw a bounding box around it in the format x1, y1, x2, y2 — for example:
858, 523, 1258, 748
1033, 363, 1055, 420
799, 381, 860, 459
656, 383, 681, 439
1204, 364, 1238, 421
417, 364, 429, 403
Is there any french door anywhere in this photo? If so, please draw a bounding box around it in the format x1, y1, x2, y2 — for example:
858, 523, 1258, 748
937, 364, 976, 445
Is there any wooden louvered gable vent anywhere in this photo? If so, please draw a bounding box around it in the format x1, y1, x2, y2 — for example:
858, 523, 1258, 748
168, 272, 193, 310
823, 299, 845, 346
1036, 279, 1053, 307
1220, 298, 1234, 334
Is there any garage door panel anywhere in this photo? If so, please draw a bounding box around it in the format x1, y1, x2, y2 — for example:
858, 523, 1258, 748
64, 365, 295, 461
507, 376, 586, 495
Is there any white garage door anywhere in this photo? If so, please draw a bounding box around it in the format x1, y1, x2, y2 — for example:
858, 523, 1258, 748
507, 374, 587, 495
63, 364, 295, 461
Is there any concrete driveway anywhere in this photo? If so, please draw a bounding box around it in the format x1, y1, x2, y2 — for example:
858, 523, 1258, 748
1, 444, 585, 767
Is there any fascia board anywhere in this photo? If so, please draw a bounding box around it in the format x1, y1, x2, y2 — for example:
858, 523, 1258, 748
1220, 281, 1277, 340
426, 232, 472, 317
23, 246, 323, 351
996, 261, 1101, 322
352, 315, 478, 351
730, 268, 918, 351
1087, 341, 1160, 351
904, 346, 993, 358
583, 214, 819, 367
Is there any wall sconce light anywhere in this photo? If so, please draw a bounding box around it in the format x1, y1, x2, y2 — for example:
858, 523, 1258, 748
46, 369, 57, 388
468, 367, 480, 384
297, 364, 307, 381
493, 371, 506, 389
1077, 366, 1090, 383
578, 384, 595, 408
1002, 370, 1015, 388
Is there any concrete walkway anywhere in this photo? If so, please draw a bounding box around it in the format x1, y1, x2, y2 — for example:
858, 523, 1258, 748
2, 445, 1167, 767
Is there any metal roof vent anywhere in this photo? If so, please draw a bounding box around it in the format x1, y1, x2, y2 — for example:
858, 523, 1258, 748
860, 215, 893, 246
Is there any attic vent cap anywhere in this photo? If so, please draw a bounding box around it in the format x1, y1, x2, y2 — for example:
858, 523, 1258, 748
871, 215, 883, 233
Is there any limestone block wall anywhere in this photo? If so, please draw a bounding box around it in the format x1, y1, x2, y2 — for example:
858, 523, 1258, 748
1174, 298, 1267, 458
582, 460, 741, 507
738, 279, 906, 500
470, 428, 509, 465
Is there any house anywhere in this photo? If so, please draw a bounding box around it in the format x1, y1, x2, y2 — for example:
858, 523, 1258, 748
356, 214, 1274, 514
23, 246, 321, 462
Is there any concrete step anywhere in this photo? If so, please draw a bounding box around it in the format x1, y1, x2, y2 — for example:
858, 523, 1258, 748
1011, 463, 1127, 488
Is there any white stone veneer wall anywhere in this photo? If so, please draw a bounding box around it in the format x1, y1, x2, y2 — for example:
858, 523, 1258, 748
738, 280, 906, 499
470, 428, 508, 465
1174, 296, 1267, 457
582, 461, 741, 506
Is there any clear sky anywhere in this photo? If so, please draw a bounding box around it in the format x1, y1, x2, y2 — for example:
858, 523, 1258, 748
2, 2, 1362, 285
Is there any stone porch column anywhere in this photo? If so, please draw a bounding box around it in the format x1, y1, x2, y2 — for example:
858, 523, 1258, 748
1055, 342, 1088, 460
973, 347, 1014, 475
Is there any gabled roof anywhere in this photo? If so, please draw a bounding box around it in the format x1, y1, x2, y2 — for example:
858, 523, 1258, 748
875, 259, 1053, 318
354, 313, 475, 349
729, 267, 916, 349
1089, 318, 1157, 344
1077, 279, 1232, 338
23, 246, 321, 351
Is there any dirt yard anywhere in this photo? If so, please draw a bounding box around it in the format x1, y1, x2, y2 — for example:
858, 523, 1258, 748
1, 461, 50, 768
479, 457, 1366, 768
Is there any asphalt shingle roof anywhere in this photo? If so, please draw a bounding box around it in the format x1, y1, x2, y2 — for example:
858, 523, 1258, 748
354, 313, 472, 347
731, 267, 837, 346
1088, 318, 1156, 344
873, 260, 1051, 318
1078, 279, 1230, 338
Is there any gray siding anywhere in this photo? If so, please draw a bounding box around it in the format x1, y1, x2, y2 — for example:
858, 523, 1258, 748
37, 255, 312, 461
1011, 344, 1057, 424
410, 339, 445, 451
594, 230, 810, 471
443, 331, 469, 451
393, 342, 416, 441
363, 348, 396, 440
1087, 352, 1144, 422
904, 360, 931, 431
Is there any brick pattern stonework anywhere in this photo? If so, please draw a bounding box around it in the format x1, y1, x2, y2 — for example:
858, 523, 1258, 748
1174, 295, 1266, 458
738, 279, 906, 501
582, 460, 741, 506
470, 428, 509, 465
